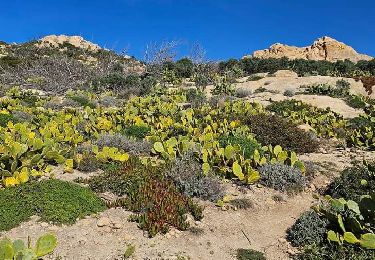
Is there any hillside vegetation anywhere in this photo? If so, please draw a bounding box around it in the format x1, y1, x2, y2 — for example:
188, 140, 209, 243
0, 36, 374, 259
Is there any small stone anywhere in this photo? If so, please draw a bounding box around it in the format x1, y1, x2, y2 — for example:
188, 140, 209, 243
169, 229, 176, 236
103, 226, 112, 233
112, 222, 123, 229
49, 226, 59, 231
40, 222, 49, 228
123, 234, 134, 241
97, 217, 111, 227
278, 237, 287, 243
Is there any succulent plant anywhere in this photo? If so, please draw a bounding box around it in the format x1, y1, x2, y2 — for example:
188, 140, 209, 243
0, 233, 57, 260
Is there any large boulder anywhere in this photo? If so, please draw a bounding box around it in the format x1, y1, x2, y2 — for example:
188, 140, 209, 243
248, 36, 372, 62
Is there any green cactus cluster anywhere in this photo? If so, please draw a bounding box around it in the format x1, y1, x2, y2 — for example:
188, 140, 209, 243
315, 194, 375, 249
0, 233, 57, 260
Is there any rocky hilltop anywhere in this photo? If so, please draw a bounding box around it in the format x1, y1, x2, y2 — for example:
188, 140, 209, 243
37, 35, 102, 52
249, 36, 372, 62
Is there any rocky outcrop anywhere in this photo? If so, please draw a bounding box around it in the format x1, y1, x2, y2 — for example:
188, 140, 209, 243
249, 36, 372, 62
37, 35, 102, 52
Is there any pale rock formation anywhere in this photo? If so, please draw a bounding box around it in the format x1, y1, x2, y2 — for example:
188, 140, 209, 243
37, 35, 102, 52
248, 36, 372, 62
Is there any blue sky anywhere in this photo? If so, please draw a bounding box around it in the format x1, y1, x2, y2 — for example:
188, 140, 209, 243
1, 0, 374, 60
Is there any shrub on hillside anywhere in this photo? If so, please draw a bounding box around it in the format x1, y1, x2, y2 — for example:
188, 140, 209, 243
325, 163, 375, 202
175, 58, 194, 78
235, 88, 252, 98
236, 249, 266, 260
168, 153, 224, 202
283, 88, 296, 97
0, 113, 16, 127
258, 163, 306, 192
96, 133, 151, 155
86, 157, 152, 196
0, 179, 105, 230
287, 210, 329, 247
86, 157, 203, 237
219, 135, 263, 159
11, 110, 33, 123
185, 88, 207, 107
76, 153, 101, 172
68, 94, 96, 108
122, 125, 151, 139
243, 114, 319, 153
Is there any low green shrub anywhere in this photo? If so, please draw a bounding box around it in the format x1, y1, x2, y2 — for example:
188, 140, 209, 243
68, 94, 96, 108
267, 100, 346, 139
283, 89, 296, 97
122, 125, 151, 139
243, 114, 319, 154
0, 113, 16, 127
247, 75, 264, 81
219, 135, 263, 159
235, 88, 253, 98
76, 153, 101, 172
345, 95, 368, 109
185, 88, 207, 107
85, 157, 151, 196
325, 162, 375, 203
258, 163, 306, 192
236, 249, 266, 260
0, 179, 105, 230
168, 153, 224, 202
287, 210, 329, 247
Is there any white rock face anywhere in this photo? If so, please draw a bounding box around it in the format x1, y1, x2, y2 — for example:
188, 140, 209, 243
248, 36, 372, 62
37, 35, 101, 52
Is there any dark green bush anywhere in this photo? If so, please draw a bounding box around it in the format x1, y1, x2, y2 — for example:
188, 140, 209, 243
247, 75, 264, 81
0, 113, 16, 127
76, 153, 101, 172
325, 163, 375, 203
0, 179, 105, 230
287, 210, 329, 247
219, 135, 263, 159
175, 58, 194, 78
185, 88, 207, 107
221, 57, 375, 77
68, 94, 96, 108
236, 249, 266, 260
0, 56, 22, 67
122, 125, 151, 139
86, 157, 154, 196
345, 95, 368, 109
243, 114, 319, 153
